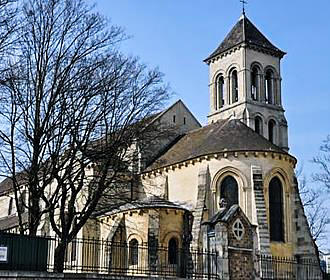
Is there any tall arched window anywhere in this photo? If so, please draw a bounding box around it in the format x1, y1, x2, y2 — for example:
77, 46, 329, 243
220, 176, 238, 207
265, 70, 274, 104
230, 69, 239, 103
255, 116, 263, 135
251, 66, 260, 101
268, 119, 276, 144
216, 75, 225, 109
129, 238, 139, 265
269, 177, 284, 242
168, 238, 178, 265
8, 197, 13, 215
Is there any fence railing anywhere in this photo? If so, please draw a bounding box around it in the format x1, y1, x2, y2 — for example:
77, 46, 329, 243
0, 233, 221, 279
259, 255, 324, 280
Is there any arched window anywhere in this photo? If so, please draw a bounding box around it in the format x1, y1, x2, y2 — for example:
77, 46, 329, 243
268, 119, 276, 144
168, 238, 178, 265
8, 197, 13, 215
216, 75, 225, 109
255, 116, 263, 135
129, 238, 139, 265
269, 177, 284, 242
265, 70, 274, 104
251, 66, 260, 101
220, 176, 238, 207
230, 69, 239, 103
18, 190, 27, 213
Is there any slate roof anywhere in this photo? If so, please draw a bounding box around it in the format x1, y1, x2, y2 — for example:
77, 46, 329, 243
0, 212, 28, 230
204, 14, 286, 62
0, 173, 27, 196
207, 204, 239, 225
145, 119, 288, 171
96, 196, 188, 217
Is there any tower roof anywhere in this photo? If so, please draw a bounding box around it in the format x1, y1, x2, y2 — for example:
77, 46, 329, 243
204, 14, 286, 63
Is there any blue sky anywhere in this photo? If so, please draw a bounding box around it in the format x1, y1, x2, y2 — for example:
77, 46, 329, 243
94, 0, 330, 245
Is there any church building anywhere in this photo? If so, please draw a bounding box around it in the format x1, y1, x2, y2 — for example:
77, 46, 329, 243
0, 11, 322, 279
96, 11, 318, 265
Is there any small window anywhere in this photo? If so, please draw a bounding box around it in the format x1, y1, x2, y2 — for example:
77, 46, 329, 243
230, 70, 239, 103
232, 219, 245, 240
129, 239, 139, 265
255, 116, 262, 135
8, 197, 13, 215
18, 190, 26, 213
183, 117, 186, 125
173, 115, 176, 123
251, 66, 260, 101
265, 70, 274, 104
168, 238, 178, 265
268, 119, 276, 144
216, 75, 225, 109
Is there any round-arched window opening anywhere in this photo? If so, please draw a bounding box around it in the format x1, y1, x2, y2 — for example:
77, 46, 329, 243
268, 119, 276, 144
269, 177, 284, 242
265, 70, 274, 104
219, 176, 238, 208
168, 238, 178, 265
216, 75, 225, 109
129, 238, 139, 265
230, 69, 239, 103
251, 66, 260, 101
255, 116, 263, 135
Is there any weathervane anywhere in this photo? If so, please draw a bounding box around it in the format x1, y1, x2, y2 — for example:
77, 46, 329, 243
240, 0, 247, 15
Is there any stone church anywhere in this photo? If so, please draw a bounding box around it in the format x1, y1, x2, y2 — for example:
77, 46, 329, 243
0, 12, 321, 279
95, 12, 318, 263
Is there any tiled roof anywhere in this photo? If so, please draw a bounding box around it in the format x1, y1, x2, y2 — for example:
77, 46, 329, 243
204, 14, 285, 62
0, 173, 27, 196
0, 212, 28, 230
145, 119, 287, 171
95, 196, 188, 217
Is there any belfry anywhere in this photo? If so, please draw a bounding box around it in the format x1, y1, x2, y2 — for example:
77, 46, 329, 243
205, 13, 289, 152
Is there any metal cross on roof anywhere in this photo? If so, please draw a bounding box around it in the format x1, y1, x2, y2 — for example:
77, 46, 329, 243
240, 0, 248, 15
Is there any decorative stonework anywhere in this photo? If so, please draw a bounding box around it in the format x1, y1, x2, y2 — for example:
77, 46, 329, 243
232, 218, 244, 240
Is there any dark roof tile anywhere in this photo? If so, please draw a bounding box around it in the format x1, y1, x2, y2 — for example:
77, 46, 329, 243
145, 119, 287, 171
205, 14, 285, 62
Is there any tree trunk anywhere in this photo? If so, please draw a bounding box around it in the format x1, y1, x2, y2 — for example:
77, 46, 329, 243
54, 240, 67, 273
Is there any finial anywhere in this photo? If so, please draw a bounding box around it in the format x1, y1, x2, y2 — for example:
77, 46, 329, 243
240, 0, 247, 15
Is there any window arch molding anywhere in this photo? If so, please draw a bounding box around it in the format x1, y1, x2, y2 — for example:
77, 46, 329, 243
250, 61, 264, 73
212, 69, 226, 83
127, 233, 144, 245
211, 167, 248, 212
263, 168, 292, 243
162, 231, 181, 248
225, 63, 241, 76
253, 113, 264, 135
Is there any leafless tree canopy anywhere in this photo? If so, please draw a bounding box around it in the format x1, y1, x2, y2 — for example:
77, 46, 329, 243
297, 173, 329, 245
0, 0, 170, 272
313, 135, 330, 190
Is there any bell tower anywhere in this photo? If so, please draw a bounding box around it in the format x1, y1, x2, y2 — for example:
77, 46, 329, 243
204, 13, 289, 151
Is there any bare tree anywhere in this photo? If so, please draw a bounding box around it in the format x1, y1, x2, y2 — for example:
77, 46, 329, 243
313, 135, 330, 190
0, 0, 170, 272
297, 174, 329, 244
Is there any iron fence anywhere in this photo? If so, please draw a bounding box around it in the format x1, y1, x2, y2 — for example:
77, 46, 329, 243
0, 233, 221, 279
259, 255, 324, 280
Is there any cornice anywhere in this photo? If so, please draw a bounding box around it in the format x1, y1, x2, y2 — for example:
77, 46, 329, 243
142, 150, 297, 178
